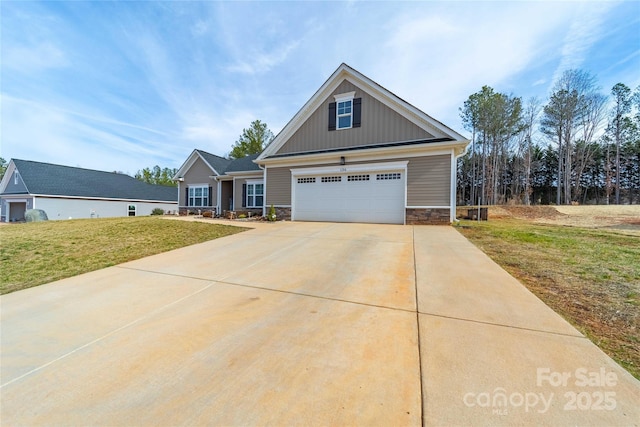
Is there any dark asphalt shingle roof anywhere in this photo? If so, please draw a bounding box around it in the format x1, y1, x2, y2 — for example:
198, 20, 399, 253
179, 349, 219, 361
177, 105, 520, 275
194, 150, 261, 174
7, 159, 177, 202
224, 153, 261, 172
196, 150, 232, 175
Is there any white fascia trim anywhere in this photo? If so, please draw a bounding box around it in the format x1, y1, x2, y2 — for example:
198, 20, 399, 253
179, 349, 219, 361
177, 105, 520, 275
225, 171, 263, 177
290, 161, 408, 177
258, 65, 349, 160
261, 142, 462, 168
246, 179, 264, 184
343, 75, 467, 140
174, 150, 221, 180
187, 183, 209, 187
406, 206, 451, 209
174, 150, 202, 180
257, 64, 469, 160
0, 161, 17, 193
29, 194, 178, 204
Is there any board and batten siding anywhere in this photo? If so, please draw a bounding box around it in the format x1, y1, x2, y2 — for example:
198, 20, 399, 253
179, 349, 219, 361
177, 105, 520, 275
276, 80, 436, 155
3, 170, 28, 194
265, 154, 451, 207
265, 167, 291, 206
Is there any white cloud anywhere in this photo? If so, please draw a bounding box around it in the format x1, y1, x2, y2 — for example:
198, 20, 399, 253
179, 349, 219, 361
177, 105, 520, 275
2, 1, 635, 174
226, 40, 300, 75
3, 41, 69, 71
552, 2, 614, 83
369, 2, 585, 131
1, 95, 185, 172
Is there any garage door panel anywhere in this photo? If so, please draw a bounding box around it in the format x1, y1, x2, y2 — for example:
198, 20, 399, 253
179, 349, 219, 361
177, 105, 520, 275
293, 170, 405, 224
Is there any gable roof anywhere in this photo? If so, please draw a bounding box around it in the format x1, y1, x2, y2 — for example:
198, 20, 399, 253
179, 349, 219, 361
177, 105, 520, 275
1, 159, 177, 202
196, 149, 233, 175
257, 63, 468, 161
174, 149, 261, 179
224, 153, 261, 173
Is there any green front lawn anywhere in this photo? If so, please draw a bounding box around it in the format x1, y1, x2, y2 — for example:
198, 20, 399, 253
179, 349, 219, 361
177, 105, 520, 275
0, 217, 246, 295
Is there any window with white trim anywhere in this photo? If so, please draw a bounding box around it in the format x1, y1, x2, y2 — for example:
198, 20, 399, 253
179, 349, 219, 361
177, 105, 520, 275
14, 172, 19, 186
246, 182, 264, 208
188, 185, 209, 207
127, 204, 136, 217
337, 99, 352, 129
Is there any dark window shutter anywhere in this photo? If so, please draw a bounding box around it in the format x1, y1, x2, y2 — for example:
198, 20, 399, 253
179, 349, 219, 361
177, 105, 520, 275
328, 102, 336, 131
353, 98, 362, 128
208, 186, 213, 206
242, 184, 247, 208
185, 188, 189, 206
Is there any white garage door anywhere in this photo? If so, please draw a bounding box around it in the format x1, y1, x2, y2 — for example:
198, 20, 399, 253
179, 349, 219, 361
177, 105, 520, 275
292, 166, 406, 224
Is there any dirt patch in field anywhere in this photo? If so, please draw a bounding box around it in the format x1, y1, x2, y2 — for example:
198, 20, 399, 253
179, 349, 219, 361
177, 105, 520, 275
480, 205, 640, 236
491, 205, 568, 220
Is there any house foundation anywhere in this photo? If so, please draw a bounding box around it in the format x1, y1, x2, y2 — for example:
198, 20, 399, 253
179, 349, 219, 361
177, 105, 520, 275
405, 208, 450, 225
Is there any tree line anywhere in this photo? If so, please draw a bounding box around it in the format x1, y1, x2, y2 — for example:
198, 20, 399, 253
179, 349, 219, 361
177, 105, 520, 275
458, 70, 640, 206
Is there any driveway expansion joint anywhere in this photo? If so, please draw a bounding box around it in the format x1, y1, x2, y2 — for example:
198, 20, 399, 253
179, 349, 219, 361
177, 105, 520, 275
417, 310, 587, 339
116, 266, 416, 314
0, 280, 216, 389
412, 226, 426, 427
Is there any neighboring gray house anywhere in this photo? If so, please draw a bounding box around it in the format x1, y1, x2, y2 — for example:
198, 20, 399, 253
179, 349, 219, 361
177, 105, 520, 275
177, 63, 469, 224
0, 159, 178, 222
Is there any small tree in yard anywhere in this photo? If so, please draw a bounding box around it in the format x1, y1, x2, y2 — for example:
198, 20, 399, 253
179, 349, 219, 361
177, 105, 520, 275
268, 204, 276, 221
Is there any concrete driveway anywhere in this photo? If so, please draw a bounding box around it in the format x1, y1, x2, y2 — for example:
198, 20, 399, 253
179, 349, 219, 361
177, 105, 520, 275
1, 222, 639, 426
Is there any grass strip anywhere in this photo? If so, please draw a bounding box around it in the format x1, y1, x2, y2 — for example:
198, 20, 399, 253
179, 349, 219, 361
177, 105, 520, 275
457, 219, 640, 380
0, 217, 246, 295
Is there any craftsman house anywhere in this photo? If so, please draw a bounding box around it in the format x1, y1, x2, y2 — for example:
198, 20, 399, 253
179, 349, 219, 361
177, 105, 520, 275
176, 63, 469, 224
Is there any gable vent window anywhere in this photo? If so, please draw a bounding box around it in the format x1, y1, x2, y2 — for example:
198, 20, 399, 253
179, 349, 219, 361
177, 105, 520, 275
297, 177, 316, 184
347, 174, 370, 182
321, 176, 342, 183
328, 93, 361, 131
376, 173, 402, 180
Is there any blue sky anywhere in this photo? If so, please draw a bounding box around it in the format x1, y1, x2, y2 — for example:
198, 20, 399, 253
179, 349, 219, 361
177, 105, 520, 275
2, 1, 639, 175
